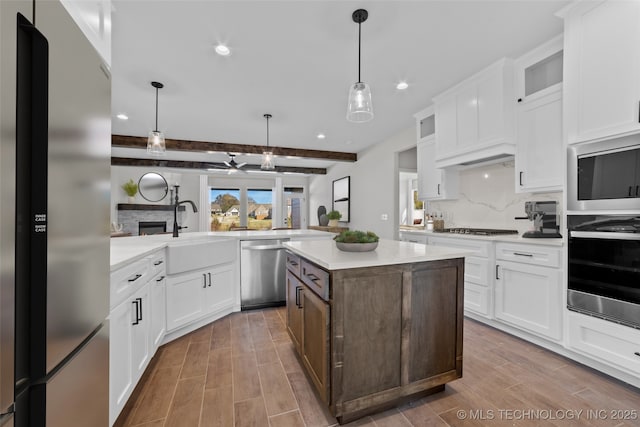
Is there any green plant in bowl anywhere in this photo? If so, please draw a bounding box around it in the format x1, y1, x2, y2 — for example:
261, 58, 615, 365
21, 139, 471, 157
327, 210, 342, 220
122, 179, 138, 197
334, 230, 379, 252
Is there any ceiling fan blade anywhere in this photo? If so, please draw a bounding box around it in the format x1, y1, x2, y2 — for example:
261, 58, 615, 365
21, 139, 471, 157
223, 161, 232, 168
236, 162, 247, 168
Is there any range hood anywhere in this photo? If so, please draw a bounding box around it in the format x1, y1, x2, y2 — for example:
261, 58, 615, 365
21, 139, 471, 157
434, 142, 515, 169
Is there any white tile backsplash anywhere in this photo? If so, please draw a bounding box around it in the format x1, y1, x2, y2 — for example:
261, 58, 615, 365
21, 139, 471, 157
428, 161, 562, 234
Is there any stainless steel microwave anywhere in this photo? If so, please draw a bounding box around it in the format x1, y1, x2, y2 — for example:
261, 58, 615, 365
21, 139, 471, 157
568, 134, 640, 211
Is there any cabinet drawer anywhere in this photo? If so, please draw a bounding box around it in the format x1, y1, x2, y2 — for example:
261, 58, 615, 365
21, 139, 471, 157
149, 251, 166, 277
567, 312, 640, 376
428, 236, 492, 257
300, 259, 329, 301
465, 256, 490, 286
464, 282, 491, 317
110, 258, 150, 309
286, 251, 301, 276
495, 243, 561, 267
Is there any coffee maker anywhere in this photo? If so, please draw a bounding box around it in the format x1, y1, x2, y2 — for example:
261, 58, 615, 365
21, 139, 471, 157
516, 201, 562, 238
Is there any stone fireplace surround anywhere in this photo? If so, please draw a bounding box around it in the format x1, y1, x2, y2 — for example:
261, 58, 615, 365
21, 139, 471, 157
117, 204, 185, 236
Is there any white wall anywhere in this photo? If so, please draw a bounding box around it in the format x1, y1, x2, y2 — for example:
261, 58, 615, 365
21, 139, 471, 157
309, 127, 415, 239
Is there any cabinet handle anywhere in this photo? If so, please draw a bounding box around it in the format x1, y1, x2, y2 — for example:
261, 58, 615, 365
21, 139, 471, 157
156, 275, 165, 282
634, 352, 640, 357
128, 273, 142, 282
496, 264, 500, 280
136, 297, 143, 321
288, 259, 298, 266
132, 300, 140, 325
295, 285, 302, 307
636, 185, 639, 197
513, 252, 533, 257
437, 184, 441, 195
306, 272, 320, 282
208, 272, 212, 287
519, 171, 524, 186
638, 100, 640, 123
153, 260, 164, 266
629, 186, 633, 197
203, 273, 207, 288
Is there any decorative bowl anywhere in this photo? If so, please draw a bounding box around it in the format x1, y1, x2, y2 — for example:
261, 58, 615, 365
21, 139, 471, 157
335, 241, 378, 252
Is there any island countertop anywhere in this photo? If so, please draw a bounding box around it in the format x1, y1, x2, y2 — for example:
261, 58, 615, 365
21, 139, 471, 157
283, 238, 472, 270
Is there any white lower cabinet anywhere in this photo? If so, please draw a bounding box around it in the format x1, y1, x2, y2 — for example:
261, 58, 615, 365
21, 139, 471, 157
166, 263, 235, 332
109, 281, 151, 425
495, 243, 562, 341
399, 232, 428, 244
109, 294, 133, 426
567, 312, 640, 376
149, 272, 166, 354
110, 252, 165, 426
428, 237, 493, 318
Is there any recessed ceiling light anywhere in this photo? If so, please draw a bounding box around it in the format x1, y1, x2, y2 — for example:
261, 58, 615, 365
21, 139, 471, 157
317, 133, 326, 139
215, 44, 231, 56
116, 113, 128, 120
396, 81, 409, 90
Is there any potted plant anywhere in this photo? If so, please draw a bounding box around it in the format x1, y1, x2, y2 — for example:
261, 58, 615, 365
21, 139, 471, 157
333, 230, 379, 252
122, 179, 138, 203
327, 210, 342, 227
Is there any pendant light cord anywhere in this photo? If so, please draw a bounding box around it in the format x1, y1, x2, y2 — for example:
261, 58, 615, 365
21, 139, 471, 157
154, 86, 159, 132
358, 21, 361, 83
266, 116, 269, 148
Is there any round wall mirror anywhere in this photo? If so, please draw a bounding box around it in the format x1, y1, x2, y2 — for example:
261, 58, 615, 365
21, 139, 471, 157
138, 172, 168, 202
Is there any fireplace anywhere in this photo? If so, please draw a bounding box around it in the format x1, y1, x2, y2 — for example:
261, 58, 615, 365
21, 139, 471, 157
139, 221, 167, 235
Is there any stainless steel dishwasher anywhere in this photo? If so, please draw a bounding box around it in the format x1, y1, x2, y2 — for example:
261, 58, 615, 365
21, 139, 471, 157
240, 238, 290, 310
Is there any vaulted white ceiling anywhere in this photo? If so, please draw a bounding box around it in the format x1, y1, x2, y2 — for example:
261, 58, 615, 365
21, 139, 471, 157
111, 0, 567, 169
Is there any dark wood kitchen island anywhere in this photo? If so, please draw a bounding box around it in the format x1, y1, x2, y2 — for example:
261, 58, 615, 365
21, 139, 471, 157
282, 239, 469, 424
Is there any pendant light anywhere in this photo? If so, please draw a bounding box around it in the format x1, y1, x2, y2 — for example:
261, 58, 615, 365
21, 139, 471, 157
346, 9, 373, 123
261, 113, 275, 170
147, 81, 166, 155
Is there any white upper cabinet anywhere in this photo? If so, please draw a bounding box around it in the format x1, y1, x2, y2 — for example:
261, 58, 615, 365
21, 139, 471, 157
414, 107, 459, 201
562, 0, 640, 144
514, 35, 564, 193
61, 0, 111, 66
433, 58, 516, 168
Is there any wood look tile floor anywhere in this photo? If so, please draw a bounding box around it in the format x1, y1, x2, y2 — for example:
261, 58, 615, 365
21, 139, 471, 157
115, 308, 640, 427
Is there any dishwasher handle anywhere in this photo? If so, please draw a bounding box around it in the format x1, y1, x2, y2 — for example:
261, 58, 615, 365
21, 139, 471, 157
242, 244, 287, 251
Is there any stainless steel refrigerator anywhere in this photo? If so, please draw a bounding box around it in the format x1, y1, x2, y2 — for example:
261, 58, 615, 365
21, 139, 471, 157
1, 1, 111, 425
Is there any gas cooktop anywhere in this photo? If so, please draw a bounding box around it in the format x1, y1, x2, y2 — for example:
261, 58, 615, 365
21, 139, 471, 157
435, 228, 519, 236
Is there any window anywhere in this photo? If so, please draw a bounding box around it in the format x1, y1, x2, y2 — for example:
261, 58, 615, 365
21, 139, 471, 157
247, 189, 272, 230
210, 188, 241, 231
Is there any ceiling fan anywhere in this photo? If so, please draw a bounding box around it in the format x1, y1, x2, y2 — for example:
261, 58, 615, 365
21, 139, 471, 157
222, 153, 247, 173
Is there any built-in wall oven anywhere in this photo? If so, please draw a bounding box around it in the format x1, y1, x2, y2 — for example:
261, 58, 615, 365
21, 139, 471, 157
567, 215, 640, 329
568, 134, 640, 211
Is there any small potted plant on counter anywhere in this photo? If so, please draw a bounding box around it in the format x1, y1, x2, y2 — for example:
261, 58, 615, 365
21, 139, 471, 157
327, 210, 342, 227
334, 230, 379, 252
122, 179, 138, 203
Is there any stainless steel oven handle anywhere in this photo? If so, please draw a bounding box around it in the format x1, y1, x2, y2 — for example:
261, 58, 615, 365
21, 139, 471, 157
570, 231, 640, 240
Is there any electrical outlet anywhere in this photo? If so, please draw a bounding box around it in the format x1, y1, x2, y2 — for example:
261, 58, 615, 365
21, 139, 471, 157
381, 214, 388, 221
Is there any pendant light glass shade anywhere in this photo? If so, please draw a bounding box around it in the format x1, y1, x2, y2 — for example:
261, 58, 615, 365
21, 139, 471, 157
147, 81, 166, 156
346, 9, 373, 123
261, 113, 275, 170
147, 130, 166, 155
347, 81, 373, 123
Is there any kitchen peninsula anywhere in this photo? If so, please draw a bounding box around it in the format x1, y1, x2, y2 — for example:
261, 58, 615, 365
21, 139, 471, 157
282, 239, 470, 423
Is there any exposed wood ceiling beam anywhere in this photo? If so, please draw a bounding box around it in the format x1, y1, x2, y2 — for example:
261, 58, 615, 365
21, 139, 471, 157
112, 135, 357, 162
111, 157, 327, 175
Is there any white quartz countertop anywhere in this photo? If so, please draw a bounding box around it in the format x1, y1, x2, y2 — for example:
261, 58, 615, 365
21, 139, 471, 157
399, 229, 565, 246
110, 229, 333, 271
283, 239, 472, 270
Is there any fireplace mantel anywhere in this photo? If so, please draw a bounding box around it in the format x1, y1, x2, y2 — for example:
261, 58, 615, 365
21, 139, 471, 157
117, 204, 185, 212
